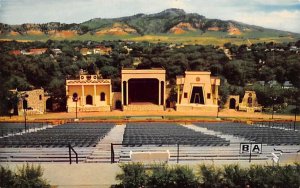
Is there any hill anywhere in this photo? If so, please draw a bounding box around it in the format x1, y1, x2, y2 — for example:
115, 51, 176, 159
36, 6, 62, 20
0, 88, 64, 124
1, 8, 299, 44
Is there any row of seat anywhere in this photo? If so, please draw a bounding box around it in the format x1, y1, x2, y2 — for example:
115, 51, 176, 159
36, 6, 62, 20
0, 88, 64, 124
0, 123, 115, 148
194, 122, 300, 145
122, 123, 229, 146
0, 123, 44, 137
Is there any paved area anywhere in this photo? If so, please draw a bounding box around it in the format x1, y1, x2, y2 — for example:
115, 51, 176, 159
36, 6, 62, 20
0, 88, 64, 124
0, 109, 298, 122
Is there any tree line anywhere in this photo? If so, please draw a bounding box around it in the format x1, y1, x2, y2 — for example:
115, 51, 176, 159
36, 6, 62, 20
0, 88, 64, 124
0, 39, 299, 114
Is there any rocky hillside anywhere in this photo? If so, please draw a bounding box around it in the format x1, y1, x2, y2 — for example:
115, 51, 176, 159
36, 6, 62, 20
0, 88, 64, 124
0, 8, 299, 38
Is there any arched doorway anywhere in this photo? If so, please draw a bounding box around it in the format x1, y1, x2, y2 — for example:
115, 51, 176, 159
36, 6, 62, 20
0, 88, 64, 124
86, 95, 93, 105
229, 98, 236, 109
115, 100, 122, 110
100, 92, 105, 101
46, 98, 53, 112
248, 97, 253, 107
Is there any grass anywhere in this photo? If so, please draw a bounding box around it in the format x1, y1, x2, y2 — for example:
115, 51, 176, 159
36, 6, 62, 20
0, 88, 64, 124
1, 31, 299, 45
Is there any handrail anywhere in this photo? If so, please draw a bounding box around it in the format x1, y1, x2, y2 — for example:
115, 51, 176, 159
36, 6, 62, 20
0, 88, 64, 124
68, 143, 78, 164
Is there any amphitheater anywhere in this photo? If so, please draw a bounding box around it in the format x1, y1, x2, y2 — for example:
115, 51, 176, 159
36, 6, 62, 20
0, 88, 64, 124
0, 120, 299, 187
1, 121, 299, 163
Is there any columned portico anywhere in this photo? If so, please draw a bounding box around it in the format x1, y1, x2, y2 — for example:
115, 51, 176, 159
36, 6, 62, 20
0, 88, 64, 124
66, 74, 112, 112
121, 68, 166, 111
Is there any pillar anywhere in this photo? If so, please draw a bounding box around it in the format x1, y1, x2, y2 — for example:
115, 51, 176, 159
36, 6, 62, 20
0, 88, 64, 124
126, 81, 128, 105
93, 85, 96, 106
158, 80, 161, 105
177, 85, 180, 104
81, 85, 85, 105
110, 83, 112, 106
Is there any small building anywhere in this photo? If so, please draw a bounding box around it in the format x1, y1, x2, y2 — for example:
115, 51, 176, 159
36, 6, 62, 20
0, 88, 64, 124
93, 46, 112, 55
121, 68, 166, 111
66, 74, 112, 112
239, 91, 262, 112
11, 89, 48, 115
80, 48, 93, 56
225, 95, 240, 110
176, 71, 220, 112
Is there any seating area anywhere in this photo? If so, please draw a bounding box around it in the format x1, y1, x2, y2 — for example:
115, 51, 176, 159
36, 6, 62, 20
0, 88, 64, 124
0, 123, 114, 148
255, 121, 299, 131
194, 122, 300, 145
122, 123, 229, 146
0, 122, 44, 137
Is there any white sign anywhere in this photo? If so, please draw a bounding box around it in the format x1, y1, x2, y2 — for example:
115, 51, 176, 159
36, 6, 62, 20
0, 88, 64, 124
240, 143, 262, 154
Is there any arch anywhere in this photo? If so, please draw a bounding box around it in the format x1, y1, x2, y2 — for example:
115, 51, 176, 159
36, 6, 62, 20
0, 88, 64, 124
229, 98, 236, 109
86, 95, 93, 105
247, 97, 253, 107
23, 99, 28, 110
100, 92, 105, 101
115, 100, 122, 110
46, 98, 53, 112
72, 93, 78, 101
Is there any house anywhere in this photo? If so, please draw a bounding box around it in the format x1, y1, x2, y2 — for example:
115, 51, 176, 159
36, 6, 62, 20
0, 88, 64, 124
93, 46, 112, 55
8, 50, 22, 55
28, 48, 47, 55
80, 48, 93, 56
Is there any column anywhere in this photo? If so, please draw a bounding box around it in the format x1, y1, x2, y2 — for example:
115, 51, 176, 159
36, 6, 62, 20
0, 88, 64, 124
81, 85, 85, 105
110, 83, 112, 106
93, 85, 96, 106
215, 85, 219, 105
177, 85, 180, 104
121, 81, 124, 105
126, 81, 128, 105
158, 80, 161, 105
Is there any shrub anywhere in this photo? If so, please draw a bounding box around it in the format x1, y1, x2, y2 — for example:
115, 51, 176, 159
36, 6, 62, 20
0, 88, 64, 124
116, 163, 147, 188
198, 164, 223, 188
147, 163, 175, 188
171, 165, 198, 188
223, 164, 249, 188
0, 164, 50, 188
0, 166, 15, 188
248, 165, 268, 188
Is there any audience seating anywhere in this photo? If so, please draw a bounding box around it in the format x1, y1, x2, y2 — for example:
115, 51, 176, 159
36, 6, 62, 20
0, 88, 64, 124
122, 123, 229, 146
194, 122, 300, 145
0, 123, 114, 148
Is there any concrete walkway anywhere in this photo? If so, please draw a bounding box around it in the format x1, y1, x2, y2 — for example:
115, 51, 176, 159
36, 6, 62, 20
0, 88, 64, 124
86, 124, 126, 163
2, 163, 121, 188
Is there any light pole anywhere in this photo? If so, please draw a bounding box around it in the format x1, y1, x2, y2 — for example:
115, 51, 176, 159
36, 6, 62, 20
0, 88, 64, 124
271, 96, 277, 119
72, 95, 78, 120
21, 94, 29, 132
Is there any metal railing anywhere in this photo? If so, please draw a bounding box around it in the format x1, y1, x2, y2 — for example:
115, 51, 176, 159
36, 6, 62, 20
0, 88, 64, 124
68, 143, 78, 164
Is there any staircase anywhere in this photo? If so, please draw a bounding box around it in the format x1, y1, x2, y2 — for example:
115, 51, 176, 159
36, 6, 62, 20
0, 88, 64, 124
123, 105, 164, 111
85, 124, 126, 163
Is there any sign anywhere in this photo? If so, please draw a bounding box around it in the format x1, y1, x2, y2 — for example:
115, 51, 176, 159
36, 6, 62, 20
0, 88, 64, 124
240, 143, 262, 154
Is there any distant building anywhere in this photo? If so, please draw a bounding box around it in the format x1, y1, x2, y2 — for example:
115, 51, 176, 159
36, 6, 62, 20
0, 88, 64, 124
80, 48, 93, 56
10, 89, 48, 115
93, 46, 112, 55
176, 71, 220, 112
225, 95, 240, 110
66, 74, 112, 112
239, 91, 262, 112
8, 50, 22, 55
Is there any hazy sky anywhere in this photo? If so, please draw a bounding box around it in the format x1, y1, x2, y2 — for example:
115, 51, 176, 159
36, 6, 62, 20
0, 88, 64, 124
0, 0, 299, 33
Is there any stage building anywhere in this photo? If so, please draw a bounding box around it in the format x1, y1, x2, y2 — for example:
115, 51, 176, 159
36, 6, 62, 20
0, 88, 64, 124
176, 71, 220, 112
66, 74, 112, 112
121, 68, 166, 111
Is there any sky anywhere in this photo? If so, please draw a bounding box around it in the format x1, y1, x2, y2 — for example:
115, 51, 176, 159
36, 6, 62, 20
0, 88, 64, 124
0, 0, 299, 33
